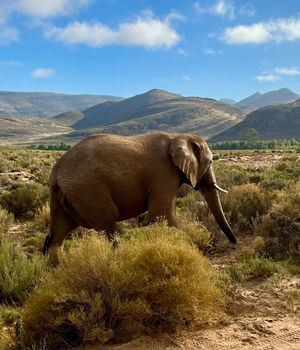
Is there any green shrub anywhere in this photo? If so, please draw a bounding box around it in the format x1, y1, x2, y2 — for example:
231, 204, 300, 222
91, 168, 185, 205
227, 258, 284, 282
214, 163, 250, 189
0, 184, 48, 218
177, 192, 220, 239
30, 202, 50, 232
0, 207, 13, 235
0, 238, 46, 304
0, 306, 19, 325
221, 183, 275, 233
176, 192, 203, 220
256, 182, 300, 262
23, 226, 224, 348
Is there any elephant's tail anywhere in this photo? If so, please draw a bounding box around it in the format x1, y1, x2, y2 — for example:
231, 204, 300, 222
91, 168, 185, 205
42, 182, 59, 255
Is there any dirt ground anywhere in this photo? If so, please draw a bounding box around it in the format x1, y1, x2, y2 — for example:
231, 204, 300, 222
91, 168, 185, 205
75, 237, 300, 350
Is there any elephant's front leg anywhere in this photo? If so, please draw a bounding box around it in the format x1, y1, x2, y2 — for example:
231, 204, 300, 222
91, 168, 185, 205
147, 190, 177, 227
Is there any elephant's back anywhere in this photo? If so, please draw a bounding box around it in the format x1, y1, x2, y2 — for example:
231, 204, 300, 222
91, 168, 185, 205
51, 133, 173, 193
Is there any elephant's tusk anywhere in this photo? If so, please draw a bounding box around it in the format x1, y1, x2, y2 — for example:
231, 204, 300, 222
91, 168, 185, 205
213, 183, 228, 194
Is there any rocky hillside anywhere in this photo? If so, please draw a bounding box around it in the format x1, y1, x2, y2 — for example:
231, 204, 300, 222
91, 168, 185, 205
210, 98, 300, 141
0, 91, 122, 118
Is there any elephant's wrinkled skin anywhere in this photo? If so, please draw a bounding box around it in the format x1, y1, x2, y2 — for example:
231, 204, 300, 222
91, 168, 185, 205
43, 132, 236, 259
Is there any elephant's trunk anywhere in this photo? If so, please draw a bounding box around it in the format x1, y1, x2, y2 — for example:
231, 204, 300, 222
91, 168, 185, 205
199, 167, 237, 244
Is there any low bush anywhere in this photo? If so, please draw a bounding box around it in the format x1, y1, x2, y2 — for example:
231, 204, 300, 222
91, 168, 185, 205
0, 306, 19, 325
30, 202, 50, 232
227, 258, 284, 282
0, 183, 48, 218
221, 183, 275, 233
177, 192, 221, 240
0, 207, 13, 235
256, 182, 300, 262
0, 237, 46, 304
23, 225, 224, 348
180, 221, 212, 251
214, 163, 250, 189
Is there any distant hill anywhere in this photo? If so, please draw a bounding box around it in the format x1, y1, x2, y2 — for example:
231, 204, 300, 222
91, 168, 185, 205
0, 116, 72, 143
236, 88, 299, 109
220, 98, 236, 105
0, 91, 122, 118
210, 98, 300, 142
64, 89, 245, 140
52, 111, 84, 126
72, 89, 181, 129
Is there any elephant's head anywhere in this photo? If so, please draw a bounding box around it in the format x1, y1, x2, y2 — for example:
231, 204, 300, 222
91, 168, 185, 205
169, 135, 236, 244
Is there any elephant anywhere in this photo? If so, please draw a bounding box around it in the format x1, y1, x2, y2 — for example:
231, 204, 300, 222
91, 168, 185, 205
43, 132, 236, 259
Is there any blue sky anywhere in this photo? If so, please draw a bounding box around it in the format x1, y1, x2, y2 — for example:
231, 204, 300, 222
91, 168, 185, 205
0, 0, 300, 101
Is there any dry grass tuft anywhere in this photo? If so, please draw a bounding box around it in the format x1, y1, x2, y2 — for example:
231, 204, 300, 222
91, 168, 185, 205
22, 225, 225, 348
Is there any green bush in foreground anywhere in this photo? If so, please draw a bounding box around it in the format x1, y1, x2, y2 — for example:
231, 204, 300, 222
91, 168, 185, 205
0, 238, 46, 304
23, 225, 224, 348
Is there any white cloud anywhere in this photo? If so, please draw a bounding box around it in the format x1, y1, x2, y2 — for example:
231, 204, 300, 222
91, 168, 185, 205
223, 16, 300, 45
194, 0, 235, 19
44, 13, 182, 48
0, 0, 94, 46
275, 67, 300, 76
223, 23, 270, 44
0, 60, 23, 67
255, 74, 281, 82
31, 68, 56, 78
182, 75, 191, 81
203, 47, 223, 55
16, 0, 91, 18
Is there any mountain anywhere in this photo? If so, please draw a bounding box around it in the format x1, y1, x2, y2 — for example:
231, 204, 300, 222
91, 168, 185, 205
51, 111, 84, 126
72, 89, 180, 129
210, 98, 300, 142
0, 91, 122, 118
236, 88, 299, 109
64, 89, 245, 140
220, 98, 236, 105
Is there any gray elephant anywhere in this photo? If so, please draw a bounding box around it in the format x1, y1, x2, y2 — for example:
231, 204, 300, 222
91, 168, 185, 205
43, 132, 236, 259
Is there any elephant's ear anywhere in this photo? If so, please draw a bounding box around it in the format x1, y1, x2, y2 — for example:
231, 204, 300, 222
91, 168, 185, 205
169, 138, 199, 188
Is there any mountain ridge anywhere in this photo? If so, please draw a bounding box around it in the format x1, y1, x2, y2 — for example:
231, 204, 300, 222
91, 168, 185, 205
210, 98, 300, 142
0, 91, 122, 118
57, 89, 245, 141
236, 88, 299, 108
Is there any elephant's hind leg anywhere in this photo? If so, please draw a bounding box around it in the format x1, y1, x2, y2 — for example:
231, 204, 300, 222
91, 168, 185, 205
44, 193, 78, 264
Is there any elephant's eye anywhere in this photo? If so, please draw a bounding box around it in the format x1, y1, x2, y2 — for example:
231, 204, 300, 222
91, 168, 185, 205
209, 160, 213, 164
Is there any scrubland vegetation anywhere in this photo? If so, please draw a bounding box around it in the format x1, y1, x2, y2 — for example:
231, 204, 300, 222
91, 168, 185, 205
0, 146, 299, 349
